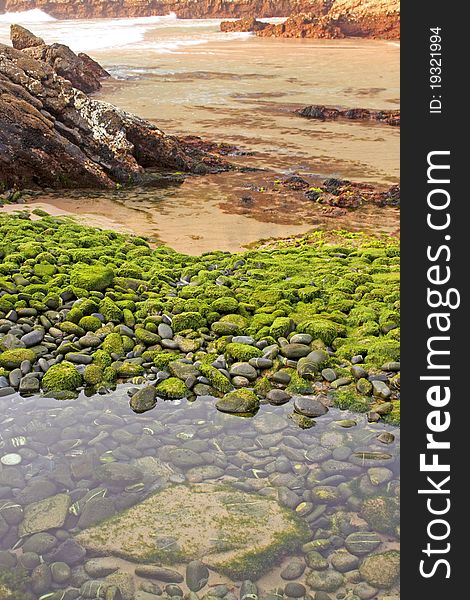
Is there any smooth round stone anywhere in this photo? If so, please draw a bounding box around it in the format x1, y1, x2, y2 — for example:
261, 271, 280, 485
377, 432, 395, 444
284, 583, 306, 598
290, 333, 312, 345
321, 368, 337, 382
351, 365, 368, 379
162, 339, 179, 350
1, 453, 22, 465
305, 550, 329, 570
331, 377, 352, 389
130, 386, 157, 414
232, 336, 255, 345
23, 533, 57, 554
306, 570, 344, 592
280, 343, 311, 359
293, 396, 328, 417
280, 557, 306, 580
232, 376, 250, 388
345, 532, 382, 555
332, 446, 352, 461
21, 329, 45, 347
330, 550, 360, 573
351, 355, 364, 364
31, 563, 52, 594
65, 353, 93, 365
266, 389, 291, 405
158, 323, 173, 339
20, 359, 32, 374
9, 368, 21, 388
51, 561, 72, 583
186, 560, 209, 592
19, 551, 41, 570
271, 371, 291, 384
372, 380, 392, 399
135, 566, 184, 583
354, 582, 379, 600
78, 335, 101, 348
19, 376, 40, 393
382, 361, 400, 371
367, 467, 394, 486
84, 558, 119, 578
229, 362, 257, 380
249, 357, 273, 369
0, 387, 15, 396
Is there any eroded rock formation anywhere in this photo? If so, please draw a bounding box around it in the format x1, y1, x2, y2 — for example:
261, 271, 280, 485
221, 0, 400, 39
0, 1, 329, 20
10, 24, 110, 93
0, 37, 227, 190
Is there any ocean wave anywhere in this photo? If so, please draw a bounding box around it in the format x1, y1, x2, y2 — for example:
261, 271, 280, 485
0, 9, 56, 23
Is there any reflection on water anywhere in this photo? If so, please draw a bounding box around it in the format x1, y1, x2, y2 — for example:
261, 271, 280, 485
7, 175, 399, 255
0, 386, 399, 598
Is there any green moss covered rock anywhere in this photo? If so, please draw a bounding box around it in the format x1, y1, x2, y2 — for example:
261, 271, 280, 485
0, 348, 36, 369
70, 264, 114, 291
155, 377, 189, 399
43, 362, 82, 392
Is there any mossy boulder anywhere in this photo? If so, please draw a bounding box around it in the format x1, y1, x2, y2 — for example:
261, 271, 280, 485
42, 362, 82, 392
172, 312, 206, 333
211, 297, 239, 313
70, 264, 114, 291
216, 389, 260, 415
225, 343, 262, 363
298, 318, 346, 346
199, 363, 232, 394
116, 362, 145, 378
155, 377, 189, 399
0, 348, 36, 369
102, 333, 124, 356
83, 364, 104, 386
78, 316, 103, 332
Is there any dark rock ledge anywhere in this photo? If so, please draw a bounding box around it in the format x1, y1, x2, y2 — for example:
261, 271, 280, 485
0, 28, 229, 190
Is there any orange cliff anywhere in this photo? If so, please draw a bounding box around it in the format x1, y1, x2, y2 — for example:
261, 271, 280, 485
221, 0, 400, 40
0, 0, 330, 19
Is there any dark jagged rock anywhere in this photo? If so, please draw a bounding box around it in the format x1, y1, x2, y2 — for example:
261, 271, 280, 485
10, 24, 44, 50
11, 25, 110, 93
0, 42, 228, 190
298, 105, 400, 126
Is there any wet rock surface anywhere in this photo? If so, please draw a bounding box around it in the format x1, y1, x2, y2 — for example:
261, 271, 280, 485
0, 32, 228, 190
298, 105, 400, 126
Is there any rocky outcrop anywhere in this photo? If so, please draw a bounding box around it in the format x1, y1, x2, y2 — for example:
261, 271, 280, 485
0, 1, 329, 20
221, 0, 400, 39
220, 17, 269, 33
0, 42, 227, 190
11, 24, 110, 93
298, 105, 400, 126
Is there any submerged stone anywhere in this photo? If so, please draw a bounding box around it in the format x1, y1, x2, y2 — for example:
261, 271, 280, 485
76, 483, 305, 580
20, 493, 71, 536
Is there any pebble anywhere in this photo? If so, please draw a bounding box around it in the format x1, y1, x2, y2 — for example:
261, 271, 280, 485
293, 396, 328, 417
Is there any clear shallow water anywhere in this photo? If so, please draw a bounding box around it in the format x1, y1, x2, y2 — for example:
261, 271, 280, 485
0, 385, 400, 597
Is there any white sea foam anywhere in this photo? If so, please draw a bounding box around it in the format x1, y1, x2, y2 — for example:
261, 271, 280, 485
0, 11, 241, 52
0, 9, 56, 23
